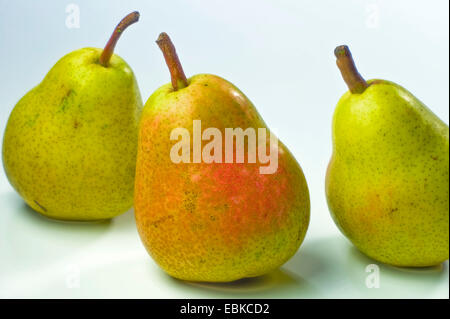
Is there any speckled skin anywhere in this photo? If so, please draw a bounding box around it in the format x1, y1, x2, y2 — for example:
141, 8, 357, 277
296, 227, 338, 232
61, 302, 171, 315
2, 48, 143, 220
135, 74, 310, 282
326, 79, 449, 267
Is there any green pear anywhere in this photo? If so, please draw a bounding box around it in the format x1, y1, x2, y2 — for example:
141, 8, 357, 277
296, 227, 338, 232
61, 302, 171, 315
134, 33, 310, 282
2, 12, 143, 221
326, 45, 449, 267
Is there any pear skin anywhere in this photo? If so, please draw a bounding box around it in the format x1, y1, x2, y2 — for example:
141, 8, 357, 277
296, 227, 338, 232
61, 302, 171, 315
2, 12, 142, 220
135, 33, 310, 282
326, 46, 449, 267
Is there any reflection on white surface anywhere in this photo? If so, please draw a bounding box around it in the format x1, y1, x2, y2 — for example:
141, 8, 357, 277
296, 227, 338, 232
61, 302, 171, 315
0, 191, 447, 298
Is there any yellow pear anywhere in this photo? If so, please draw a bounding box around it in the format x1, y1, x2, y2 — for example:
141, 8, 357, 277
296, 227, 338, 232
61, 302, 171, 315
326, 45, 449, 267
2, 12, 142, 220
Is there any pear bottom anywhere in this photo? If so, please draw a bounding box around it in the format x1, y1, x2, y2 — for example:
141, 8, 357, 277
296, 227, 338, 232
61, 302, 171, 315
136, 161, 310, 283
22, 193, 132, 222
326, 161, 449, 268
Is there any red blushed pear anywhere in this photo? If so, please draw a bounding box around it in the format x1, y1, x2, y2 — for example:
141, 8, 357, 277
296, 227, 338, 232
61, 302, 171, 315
2, 12, 142, 220
326, 45, 449, 267
134, 33, 310, 282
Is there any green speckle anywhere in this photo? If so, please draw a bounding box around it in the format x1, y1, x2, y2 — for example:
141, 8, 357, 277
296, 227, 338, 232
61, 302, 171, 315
59, 89, 75, 112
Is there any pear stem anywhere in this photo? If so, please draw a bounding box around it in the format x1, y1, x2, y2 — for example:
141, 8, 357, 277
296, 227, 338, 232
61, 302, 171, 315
99, 11, 140, 67
156, 32, 188, 91
334, 45, 368, 94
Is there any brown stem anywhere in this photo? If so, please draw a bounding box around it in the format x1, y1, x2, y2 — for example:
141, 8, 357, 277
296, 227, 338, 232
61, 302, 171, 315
334, 45, 368, 94
99, 11, 140, 67
156, 32, 188, 91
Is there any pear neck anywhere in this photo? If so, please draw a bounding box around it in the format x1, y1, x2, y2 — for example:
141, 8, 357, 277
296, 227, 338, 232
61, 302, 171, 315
335, 45, 368, 94
99, 11, 140, 67
156, 33, 188, 91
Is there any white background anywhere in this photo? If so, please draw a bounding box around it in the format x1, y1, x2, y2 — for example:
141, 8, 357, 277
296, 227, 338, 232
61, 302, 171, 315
0, 0, 448, 298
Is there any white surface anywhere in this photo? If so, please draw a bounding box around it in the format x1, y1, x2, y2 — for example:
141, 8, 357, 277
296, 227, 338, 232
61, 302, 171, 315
0, 0, 448, 298
0, 192, 448, 298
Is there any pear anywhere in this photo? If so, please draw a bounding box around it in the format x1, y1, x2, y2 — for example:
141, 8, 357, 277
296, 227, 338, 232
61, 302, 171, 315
326, 45, 449, 267
134, 33, 310, 282
2, 12, 143, 221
